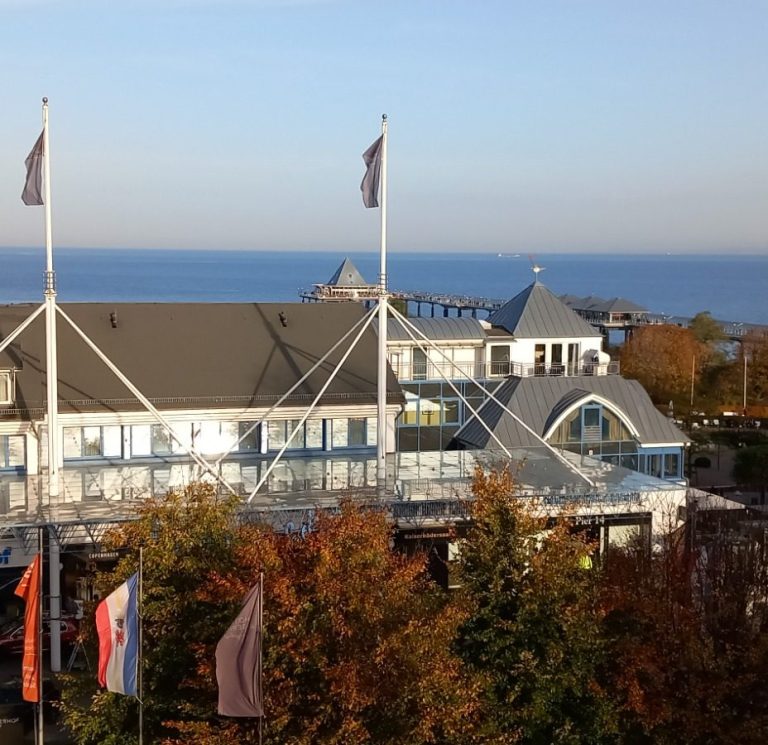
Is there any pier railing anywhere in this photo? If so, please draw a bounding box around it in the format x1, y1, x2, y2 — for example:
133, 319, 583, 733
391, 359, 620, 381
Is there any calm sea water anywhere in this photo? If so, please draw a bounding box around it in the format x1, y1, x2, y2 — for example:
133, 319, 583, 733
0, 248, 766, 324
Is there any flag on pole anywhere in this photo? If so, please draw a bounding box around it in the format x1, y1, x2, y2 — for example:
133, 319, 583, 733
14, 554, 42, 702
22, 131, 44, 206
96, 573, 139, 696
360, 135, 383, 208
216, 582, 263, 717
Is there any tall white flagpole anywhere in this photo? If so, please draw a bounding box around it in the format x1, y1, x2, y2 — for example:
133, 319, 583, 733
376, 114, 389, 495
37, 527, 44, 745
42, 96, 59, 501
41, 98, 63, 675
138, 546, 144, 745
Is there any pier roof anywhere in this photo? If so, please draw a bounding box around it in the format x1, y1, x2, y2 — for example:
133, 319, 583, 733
561, 294, 647, 314
488, 281, 601, 339
325, 257, 370, 287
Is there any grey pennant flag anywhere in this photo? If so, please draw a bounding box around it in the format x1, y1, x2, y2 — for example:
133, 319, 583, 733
360, 135, 383, 208
216, 582, 263, 717
22, 131, 44, 206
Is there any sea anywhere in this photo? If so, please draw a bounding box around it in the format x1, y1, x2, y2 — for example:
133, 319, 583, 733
0, 248, 766, 325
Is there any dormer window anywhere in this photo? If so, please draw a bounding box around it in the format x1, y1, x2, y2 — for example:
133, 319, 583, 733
0, 371, 14, 405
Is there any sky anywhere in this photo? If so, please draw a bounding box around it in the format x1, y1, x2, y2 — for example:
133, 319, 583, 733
0, 0, 766, 254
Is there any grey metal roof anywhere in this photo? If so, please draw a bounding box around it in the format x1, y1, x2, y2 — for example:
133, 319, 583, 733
326, 257, 370, 286
453, 375, 689, 450
488, 282, 601, 338
386, 316, 485, 342
560, 294, 647, 314
0, 302, 402, 418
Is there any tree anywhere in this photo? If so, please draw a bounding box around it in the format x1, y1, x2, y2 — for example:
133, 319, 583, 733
58, 484, 247, 745
455, 467, 618, 744
58, 485, 479, 745
688, 311, 726, 345
621, 325, 707, 408
733, 444, 768, 504
600, 527, 768, 744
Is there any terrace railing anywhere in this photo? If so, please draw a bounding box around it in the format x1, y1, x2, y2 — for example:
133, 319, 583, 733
392, 359, 620, 382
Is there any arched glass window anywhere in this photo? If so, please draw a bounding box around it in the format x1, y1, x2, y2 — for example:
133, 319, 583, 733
548, 402, 637, 463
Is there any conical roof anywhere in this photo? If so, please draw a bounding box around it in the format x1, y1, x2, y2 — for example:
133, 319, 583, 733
326, 258, 369, 287
488, 281, 600, 338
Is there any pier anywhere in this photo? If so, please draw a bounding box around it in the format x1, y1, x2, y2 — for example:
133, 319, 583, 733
299, 258, 767, 340
300, 285, 767, 341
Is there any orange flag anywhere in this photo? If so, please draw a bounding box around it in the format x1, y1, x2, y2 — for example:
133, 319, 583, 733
14, 554, 41, 702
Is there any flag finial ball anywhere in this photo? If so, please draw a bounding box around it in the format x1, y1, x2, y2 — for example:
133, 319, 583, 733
42, 97, 48, 104
382, 113, 387, 121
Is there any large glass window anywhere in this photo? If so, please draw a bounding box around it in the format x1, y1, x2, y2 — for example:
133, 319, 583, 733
0, 435, 25, 469
238, 422, 259, 451
130, 424, 187, 457
549, 402, 639, 466
63, 426, 122, 459
267, 419, 324, 451
332, 418, 369, 448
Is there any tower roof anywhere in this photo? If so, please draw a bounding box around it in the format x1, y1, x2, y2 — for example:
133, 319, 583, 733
488, 281, 600, 338
326, 258, 369, 287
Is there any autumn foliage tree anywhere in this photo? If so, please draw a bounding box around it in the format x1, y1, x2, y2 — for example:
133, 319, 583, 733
58, 484, 479, 745
455, 467, 618, 744
600, 526, 768, 744
621, 325, 708, 408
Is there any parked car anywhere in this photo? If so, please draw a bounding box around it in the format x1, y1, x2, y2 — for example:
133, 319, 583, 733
0, 616, 79, 656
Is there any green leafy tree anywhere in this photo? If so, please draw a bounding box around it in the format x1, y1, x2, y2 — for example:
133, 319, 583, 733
688, 311, 726, 345
456, 467, 618, 744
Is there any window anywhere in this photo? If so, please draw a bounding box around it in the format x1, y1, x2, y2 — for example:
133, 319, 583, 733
0, 371, 14, 405
267, 420, 323, 451
534, 344, 546, 374
551, 344, 563, 366
332, 418, 368, 448
130, 424, 187, 457
305, 420, 323, 449
0, 435, 25, 469
568, 343, 580, 374
412, 348, 428, 380
367, 418, 378, 447
664, 453, 680, 479
152, 425, 175, 455
348, 418, 366, 447
490, 346, 510, 376
549, 402, 640, 466
238, 422, 259, 451
63, 426, 121, 459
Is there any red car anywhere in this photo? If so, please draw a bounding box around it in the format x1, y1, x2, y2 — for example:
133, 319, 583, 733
0, 617, 79, 655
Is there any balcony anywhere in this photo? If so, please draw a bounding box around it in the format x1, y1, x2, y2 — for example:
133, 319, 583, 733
390, 360, 620, 382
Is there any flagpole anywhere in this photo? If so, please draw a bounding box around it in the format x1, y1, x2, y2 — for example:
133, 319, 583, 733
138, 546, 144, 745
376, 114, 389, 496
42, 97, 59, 501
37, 526, 44, 745
258, 570, 263, 745
41, 97, 63, 676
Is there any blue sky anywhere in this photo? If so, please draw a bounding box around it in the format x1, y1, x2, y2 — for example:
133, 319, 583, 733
0, 0, 766, 253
